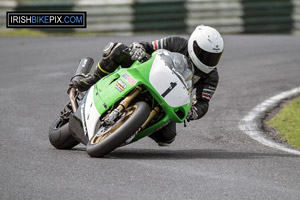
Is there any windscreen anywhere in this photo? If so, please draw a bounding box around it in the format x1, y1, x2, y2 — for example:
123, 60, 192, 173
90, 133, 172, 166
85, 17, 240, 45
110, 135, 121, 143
156, 50, 194, 94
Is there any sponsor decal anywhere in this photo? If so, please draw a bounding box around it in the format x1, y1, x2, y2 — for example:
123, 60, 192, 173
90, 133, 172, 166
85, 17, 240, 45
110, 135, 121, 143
124, 130, 139, 144
6, 12, 86, 28
122, 73, 136, 86
115, 79, 127, 92
213, 45, 220, 51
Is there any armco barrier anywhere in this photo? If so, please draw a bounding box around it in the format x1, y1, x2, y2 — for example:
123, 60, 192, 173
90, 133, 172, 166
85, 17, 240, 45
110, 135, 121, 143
0, 1, 16, 29
1, 0, 300, 34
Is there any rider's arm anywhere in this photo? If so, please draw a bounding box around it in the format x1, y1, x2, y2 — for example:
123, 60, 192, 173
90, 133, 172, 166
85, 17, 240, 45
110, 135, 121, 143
139, 37, 188, 55
190, 68, 219, 120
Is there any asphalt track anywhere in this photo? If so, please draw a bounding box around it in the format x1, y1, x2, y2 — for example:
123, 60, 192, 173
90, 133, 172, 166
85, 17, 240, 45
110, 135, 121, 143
1, 35, 300, 200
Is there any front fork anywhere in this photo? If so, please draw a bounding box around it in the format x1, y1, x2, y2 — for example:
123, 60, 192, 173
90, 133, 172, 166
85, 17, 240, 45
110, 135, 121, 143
68, 85, 143, 119
104, 85, 143, 125
104, 85, 161, 131
69, 85, 161, 132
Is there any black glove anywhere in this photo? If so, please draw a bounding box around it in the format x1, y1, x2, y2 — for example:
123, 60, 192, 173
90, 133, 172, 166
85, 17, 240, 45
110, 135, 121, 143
129, 42, 146, 61
186, 106, 199, 122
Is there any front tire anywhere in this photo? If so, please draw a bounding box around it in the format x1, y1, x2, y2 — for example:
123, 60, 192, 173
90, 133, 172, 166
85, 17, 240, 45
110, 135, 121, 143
49, 117, 79, 149
86, 101, 150, 157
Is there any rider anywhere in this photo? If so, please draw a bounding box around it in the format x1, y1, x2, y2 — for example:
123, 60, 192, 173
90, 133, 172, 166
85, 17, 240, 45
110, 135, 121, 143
71, 25, 224, 146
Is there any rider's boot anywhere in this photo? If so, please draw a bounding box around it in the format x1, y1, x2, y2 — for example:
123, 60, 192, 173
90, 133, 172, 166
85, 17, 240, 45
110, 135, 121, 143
148, 122, 177, 146
72, 42, 133, 92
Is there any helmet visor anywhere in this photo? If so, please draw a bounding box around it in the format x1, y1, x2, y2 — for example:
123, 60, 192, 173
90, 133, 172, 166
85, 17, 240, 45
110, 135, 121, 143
193, 41, 223, 67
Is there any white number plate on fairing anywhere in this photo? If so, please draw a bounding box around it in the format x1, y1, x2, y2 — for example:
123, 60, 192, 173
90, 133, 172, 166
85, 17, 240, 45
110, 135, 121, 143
149, 52, 190, 107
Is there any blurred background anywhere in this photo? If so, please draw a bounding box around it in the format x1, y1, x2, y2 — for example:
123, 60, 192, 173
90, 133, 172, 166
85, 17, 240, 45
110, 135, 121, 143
1, 0, 300, 35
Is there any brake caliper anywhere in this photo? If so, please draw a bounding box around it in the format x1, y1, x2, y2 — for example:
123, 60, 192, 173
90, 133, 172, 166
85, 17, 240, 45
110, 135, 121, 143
104, 109, 120, 125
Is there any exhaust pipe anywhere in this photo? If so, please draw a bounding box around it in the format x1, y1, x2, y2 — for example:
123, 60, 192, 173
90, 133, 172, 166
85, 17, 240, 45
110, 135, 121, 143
72, 57, 94, 83
69, 57, 94, 112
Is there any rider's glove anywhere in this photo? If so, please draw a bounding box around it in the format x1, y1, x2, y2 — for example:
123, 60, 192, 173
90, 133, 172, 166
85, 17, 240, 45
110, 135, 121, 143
186, 106, 199, 122
129, 42, 146, 61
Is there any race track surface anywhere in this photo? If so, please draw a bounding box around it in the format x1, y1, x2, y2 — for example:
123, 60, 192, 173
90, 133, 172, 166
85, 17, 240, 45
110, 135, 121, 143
1, 35, 300, 200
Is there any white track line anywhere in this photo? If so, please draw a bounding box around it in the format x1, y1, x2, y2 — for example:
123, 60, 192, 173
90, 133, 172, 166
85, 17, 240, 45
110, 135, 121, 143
239, 87, 300, 155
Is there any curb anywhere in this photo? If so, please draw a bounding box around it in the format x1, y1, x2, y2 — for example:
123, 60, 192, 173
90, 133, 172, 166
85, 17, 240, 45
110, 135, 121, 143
239, 87, 300, 155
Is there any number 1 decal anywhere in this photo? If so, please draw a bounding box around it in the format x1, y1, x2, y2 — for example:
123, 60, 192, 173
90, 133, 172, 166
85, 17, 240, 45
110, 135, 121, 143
161, 82, 177, 98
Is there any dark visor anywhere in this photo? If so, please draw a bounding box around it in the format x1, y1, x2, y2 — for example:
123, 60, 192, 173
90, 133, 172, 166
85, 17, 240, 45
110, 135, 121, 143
193, 41, 223, 67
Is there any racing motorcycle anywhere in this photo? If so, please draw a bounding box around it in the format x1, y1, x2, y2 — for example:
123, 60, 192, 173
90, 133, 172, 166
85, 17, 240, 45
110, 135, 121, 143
49, 49, 194, 157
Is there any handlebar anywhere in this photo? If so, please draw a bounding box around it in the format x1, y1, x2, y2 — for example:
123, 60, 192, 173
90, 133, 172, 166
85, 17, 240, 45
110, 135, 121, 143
68, 57, 94, 112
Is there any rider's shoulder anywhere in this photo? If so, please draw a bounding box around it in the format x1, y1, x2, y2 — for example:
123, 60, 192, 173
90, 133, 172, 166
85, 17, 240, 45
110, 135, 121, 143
165, 36, 188, 42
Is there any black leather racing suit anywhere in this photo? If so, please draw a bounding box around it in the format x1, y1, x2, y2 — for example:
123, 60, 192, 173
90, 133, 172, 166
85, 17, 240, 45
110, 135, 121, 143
75, 37, 219, 145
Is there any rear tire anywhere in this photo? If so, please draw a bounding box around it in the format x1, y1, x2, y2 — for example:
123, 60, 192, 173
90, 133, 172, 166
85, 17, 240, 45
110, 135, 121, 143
86, 101, 150, 157
49, 117, 79, 149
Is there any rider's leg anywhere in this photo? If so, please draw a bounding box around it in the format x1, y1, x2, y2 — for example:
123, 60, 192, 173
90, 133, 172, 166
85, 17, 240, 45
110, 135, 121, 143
74, 42, 133, 92
148, 122, 177, 146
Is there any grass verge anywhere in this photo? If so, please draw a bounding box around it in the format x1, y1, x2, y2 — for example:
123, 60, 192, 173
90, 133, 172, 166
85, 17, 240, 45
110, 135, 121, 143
267, 97, 300, 149
0, 29, 104, 37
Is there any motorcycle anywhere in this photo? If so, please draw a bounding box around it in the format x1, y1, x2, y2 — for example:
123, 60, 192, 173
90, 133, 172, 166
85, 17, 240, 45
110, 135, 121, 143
49, 49, 194, 157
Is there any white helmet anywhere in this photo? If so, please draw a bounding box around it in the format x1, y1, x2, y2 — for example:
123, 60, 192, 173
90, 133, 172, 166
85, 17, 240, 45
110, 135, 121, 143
188, 25, 224, 74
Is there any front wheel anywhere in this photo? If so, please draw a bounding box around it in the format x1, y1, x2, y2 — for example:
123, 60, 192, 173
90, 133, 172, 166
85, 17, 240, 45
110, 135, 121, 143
86, 101, 150, 157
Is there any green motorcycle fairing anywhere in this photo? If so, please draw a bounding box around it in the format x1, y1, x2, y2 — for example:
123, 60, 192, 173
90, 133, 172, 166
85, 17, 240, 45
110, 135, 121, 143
92, 50, 193, 143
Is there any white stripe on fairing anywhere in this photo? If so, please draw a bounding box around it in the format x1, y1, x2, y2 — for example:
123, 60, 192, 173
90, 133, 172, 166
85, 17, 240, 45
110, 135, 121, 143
238, 87, 300, 155
84, 86, 101, 139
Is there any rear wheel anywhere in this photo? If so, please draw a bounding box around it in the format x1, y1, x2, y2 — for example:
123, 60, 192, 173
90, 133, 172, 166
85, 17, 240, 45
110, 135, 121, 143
49, 117, 79, 149
86, 101, 150, 157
